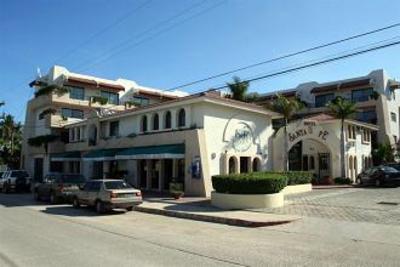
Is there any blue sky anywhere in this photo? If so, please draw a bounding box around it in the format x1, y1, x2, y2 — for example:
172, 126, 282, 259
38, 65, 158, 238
1, 0, 400, 122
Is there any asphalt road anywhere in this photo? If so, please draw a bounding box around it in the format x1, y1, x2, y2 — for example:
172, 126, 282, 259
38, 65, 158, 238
0, 192, 400, 267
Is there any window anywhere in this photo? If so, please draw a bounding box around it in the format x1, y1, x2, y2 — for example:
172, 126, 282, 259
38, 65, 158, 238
101, 91, 119, 105
61, 108, 84, 119
355, 110, 377, 124
109, 121, 119, 137
68, 86, 85, 100
391, 112, 397, 122
315, 93, 335, 108
348, 125, 355, 140
362, 128, 370, 143
228, 157, 236, 174
141, 116, 147, 132
152, 114, 159, 130
132, 96, 150, 107
394, 135, 398, 144
178, 108, 186, 127
164, 111, 171, 129
351, 88, 373, 102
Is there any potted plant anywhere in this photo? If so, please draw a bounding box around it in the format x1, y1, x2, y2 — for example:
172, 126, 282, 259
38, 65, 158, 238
169, 178, 184, 199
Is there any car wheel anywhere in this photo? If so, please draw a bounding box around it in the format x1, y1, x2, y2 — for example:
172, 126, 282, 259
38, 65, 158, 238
72, 197, 80, 208
126, 206, 133, 212
95, 201, 104, 214
375, 179, 382, 187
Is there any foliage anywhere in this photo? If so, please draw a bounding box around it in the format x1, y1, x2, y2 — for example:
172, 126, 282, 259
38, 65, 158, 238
282, 171, 313, 185
169, 181, 184, 194
334, 177, 352, 184
38, 108, 57, 120
34, 84, 69, 98
266, 94, 304, 122
372, 142, 395, 165
326, 96, 357, 121
226, 76, 250, 101
369, 91, 380, 100
91, 96, 108, 105
0, 113, 22, 168
244, 92, 260, 102
212, 172, 288, 194
28, 134, 59, 153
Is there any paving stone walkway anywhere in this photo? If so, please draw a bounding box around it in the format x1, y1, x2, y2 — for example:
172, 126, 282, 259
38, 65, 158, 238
252, 187, 400, 225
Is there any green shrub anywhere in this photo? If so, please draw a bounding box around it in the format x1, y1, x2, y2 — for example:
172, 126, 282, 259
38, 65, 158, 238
334, 177, 352, 184
212, 173, 287, 194
284, 171, 313, 185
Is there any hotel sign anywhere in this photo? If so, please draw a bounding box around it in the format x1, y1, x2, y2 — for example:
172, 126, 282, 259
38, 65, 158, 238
233, 123, 253, 152
288, 123, 329, 143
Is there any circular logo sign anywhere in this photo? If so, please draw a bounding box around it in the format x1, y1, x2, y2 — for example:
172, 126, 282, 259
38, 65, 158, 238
233, 123, 253, 152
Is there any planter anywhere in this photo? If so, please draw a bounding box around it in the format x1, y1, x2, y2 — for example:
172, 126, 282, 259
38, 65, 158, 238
211, 191, 283, 210
171, 192, 184, 199
281, 183, 312, 195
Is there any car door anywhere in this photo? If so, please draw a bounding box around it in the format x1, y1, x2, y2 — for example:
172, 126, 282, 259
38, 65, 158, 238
87, 181, 101, 206
39, 175, 53, 198
79, 182, 92, 205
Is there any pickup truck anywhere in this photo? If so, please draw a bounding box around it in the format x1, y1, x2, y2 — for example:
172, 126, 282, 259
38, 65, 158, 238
1, 170, 31, 193
72, 179, 142, 213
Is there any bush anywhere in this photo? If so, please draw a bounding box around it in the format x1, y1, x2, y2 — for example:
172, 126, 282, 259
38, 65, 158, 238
283, 171, 313, 185
334, 177, 352, 185
212, 173, 287, 194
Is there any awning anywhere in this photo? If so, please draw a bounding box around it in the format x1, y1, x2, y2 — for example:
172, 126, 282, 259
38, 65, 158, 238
115, 144, 185, 160
83, 148, 123, 161
51, 151, 81, 161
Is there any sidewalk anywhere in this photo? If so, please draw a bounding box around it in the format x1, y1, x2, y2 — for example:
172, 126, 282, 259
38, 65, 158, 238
134, 196, 300, 227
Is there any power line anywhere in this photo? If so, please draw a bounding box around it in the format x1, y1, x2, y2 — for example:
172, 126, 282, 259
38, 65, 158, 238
206, 38, 400, 91
165, 22, 400, 91
75, 0, 226, 72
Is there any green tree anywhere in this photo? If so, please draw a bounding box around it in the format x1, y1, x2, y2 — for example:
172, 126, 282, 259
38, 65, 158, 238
226, 76, 249, 101
0, 114, 23, 168
267, 94, 303, 171
327, 96, 357, 178
372, 142, 395, 165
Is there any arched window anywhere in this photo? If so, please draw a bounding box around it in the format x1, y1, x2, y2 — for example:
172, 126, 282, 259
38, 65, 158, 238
178, 108, 186, 127
252, 158, 261, 172
164, 111, 171, 129
152, 113, 159, 130
141, 115, 147, 132
309, 156, 315, 170
228, 157, 236, 174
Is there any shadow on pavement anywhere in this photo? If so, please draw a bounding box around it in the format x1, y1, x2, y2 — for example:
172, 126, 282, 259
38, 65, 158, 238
0, 193, 47, 207
41, 206, 126, 217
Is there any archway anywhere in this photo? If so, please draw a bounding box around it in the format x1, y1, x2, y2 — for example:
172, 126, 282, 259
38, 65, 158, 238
288, 138, 332, 181
252, 157, 261, 172
228, 156, 238, 174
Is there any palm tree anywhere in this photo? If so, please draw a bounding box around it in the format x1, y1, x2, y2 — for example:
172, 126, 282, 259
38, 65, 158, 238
267, 94, 303, 171
0, 114, 22, 157
227, 76, 249, 101
327, 96, 357, 178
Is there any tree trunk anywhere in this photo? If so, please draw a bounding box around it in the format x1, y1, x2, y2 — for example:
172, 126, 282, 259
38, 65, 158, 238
340, 119, 346, 178
284, 120, 289, 172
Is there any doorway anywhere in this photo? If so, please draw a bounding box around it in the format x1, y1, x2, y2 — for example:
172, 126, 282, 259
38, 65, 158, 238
139, 160, 147, 189
163, 159, 173, 190
34, 158, 43, 182
240, 157, 250, 173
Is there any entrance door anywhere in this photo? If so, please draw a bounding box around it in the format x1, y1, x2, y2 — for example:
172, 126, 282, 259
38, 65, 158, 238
163, 159, 173, 190
139, 160, 147, 189
240, 157, 250, 173
151, 160, 160, 190
318, 153, 330, 179
34, 158, 43, 182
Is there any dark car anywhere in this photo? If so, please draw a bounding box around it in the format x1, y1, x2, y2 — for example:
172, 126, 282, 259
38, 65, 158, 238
357, 165, 400, 187
33, 173, 86, 203
386, 163, 400, 171
1, 170, 31, 193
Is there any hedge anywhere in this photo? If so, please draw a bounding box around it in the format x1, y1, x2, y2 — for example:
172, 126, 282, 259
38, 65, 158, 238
334, 177, 352, 184
283, 171, 313, 185
212, 173, 287, 194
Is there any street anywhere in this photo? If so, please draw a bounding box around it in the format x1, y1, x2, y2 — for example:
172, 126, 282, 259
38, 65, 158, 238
1, 188, 400, 267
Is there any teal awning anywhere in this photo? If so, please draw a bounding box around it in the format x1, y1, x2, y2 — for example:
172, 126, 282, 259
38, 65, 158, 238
83, 148, 123, 161
115, 144, 185, 160
51, 151, 81, 161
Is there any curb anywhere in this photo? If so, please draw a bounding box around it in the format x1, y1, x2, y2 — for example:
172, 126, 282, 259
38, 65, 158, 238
134, 205, 297, 227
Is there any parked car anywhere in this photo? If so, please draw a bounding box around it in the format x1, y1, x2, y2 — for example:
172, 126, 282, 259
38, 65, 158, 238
357, 165, 400, 187
385, 163, 400, 171
33, 173, 86, 204
1, 170, 31, 193
72, 179, 142, 213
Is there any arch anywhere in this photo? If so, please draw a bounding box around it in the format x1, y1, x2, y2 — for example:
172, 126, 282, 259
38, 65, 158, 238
164, 111, 171, 129
252, 157, 261, 172
228, 156, 238, 174
177, 108, 186, 127
353, 156, 358, 177
152, 113, 159, 130
140, 115, 147, 132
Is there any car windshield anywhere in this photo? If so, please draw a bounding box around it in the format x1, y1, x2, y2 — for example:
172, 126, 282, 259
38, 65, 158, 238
11, 171, 29, 178
61, 175, 85, 183
380, 166, 398, 173
388, 164, 400, 171
104, 181, 132, 190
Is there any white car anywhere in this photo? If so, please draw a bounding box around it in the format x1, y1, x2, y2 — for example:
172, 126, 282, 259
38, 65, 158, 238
1, 170, 31, 193
72, 179, 142, 213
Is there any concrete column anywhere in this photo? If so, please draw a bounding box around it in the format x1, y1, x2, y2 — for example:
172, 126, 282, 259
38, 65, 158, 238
172, 159, 178, 179
159, 159, 164, 191
146, 159, 152, 190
